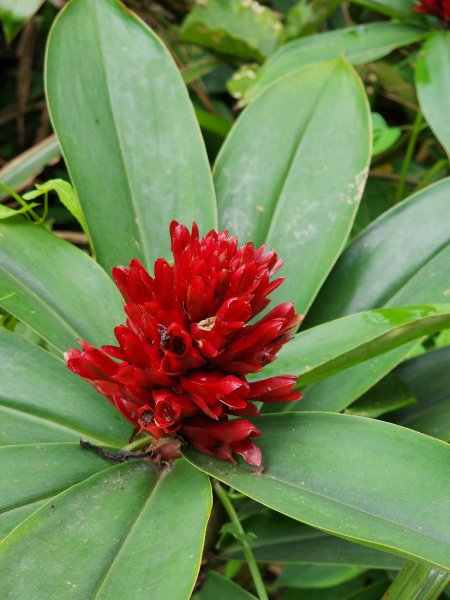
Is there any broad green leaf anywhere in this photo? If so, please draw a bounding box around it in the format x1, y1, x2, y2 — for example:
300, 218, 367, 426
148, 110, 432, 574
216, 59, 371, 314
23, 178, 89, 241
184, 413, 450, 569
0, 202, 39, 219
381, 560, 450, 600
0, 0, 44, 42
296, 179, 450, 412
345, 373, 415, 418
46, 0, 216, 272
0, 218, 123, 352
195, 572, 257, 600
181, 0, 283, 62
264, 305, 450, 387
416, 31, 450, 158
222, 512, 405, 569
0, 135, 60, 202
0, 459, 212, 600
0, 330, 130, 447
0, 443, 110, 539
240, 23, 427, 104
391, 346, 450, 440
277, 565, 366, 589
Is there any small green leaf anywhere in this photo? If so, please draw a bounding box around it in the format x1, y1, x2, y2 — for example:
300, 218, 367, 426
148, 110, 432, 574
0, 202, 39, 219
195, 571, 257, 600
371, 112, 401, 156
0, 0, 44, 42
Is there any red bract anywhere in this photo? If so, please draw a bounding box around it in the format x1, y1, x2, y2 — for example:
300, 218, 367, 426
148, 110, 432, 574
413, 0, 450, 20
66, 222, 302, 466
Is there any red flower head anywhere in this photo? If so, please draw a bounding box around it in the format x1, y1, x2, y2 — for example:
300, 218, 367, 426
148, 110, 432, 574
413, 0, 450, 20
66, 222, 302, 466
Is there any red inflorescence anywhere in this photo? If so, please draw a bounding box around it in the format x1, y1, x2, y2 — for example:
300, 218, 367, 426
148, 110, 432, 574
413, 0, 450, 20
66, 222, 302, 466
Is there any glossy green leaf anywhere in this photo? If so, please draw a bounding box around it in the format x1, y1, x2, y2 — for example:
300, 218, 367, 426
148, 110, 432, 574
382, 560, 450, 600
0, 443, 110, 539
264, 304, 450, 387
345, 373, 415, 418
222, 512, 405, 569
0, 218, 123, 352
184, 413, 450, 569
0, 459, 212, 599
296, 179, 450, 412
277, 565, 366, 589
23, 178, 89, 241
0, 135, 60, 202
0, 0, 44, 42
416, 31, 450, 158
216, 59, 371, 314
391, 346, 450, 440
181, 0, 283, 62
0, 330, 130, 447
46, 0, 216, 272
195, 572, 257, 600
240, 23, 427, 105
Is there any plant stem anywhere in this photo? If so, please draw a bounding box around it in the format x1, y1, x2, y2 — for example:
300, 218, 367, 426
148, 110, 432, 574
123, 435, 152, 452
382, 560, 450, 600
417, 158, 449, 191
213, 481, 269, 600
395, 111, 423, 204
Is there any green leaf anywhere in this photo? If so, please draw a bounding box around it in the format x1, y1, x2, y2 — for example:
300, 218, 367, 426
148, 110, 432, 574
285, 0, 342, 39
23, 179, 90, 242
240, 23, 427, 105
277, 565, 366, 589
0, 135, 60, 202
184, 413, 450, 569
0, 443, 111, 539
416, 31, 450, 158
45, 0, 216, 272
371, 112, 401, 156
0, 202, 39, 219
297, 178, 450, 412
381, 560, 450, 600
181, 0, 283, 62
348, 0, 423, 19
0, 0, 44, 42
0, 330, 130, 447
391, 346, 450, 440
0, 218, 123, 352
216, 59, 371, 314
222, 511, 406, 569
345, 373, 415, 418
0, 459, 212, 599
195, 571, 257, 600
264, 304, 450, 387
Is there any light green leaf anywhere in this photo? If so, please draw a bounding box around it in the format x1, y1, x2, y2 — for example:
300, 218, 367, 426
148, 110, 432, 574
372, 112, 401, 156
0, 218, 123, 352
216, 59, 371, 314
416, 31, 450, 158
0, 0, 44, 42
0, 330, 130, 447
241, 23, 427, 105
46, 0, 216, 272
184, 413, 450, 569
23, 178, 89, 241
0, 202, 39, 219
0, 459, 212, 600
181, 0, 283, 62
0, 135, 60, 202
264, 304, 450, 387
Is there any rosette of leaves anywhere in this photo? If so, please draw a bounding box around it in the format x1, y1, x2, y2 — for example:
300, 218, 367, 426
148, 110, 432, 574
0, 0, 449, 598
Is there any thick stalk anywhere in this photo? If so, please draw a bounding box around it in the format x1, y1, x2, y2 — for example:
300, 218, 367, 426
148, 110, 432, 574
382, 560, 450, 600
213, 481, 269, 600
395, 111, 423, 204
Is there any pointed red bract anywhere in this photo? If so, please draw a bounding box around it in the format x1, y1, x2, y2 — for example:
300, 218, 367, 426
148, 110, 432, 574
66, 222, 302, 465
